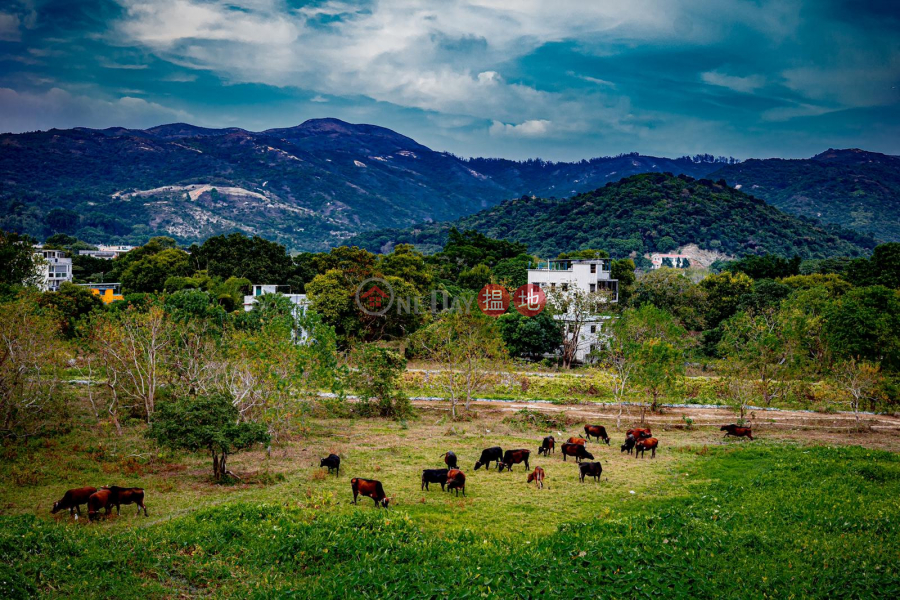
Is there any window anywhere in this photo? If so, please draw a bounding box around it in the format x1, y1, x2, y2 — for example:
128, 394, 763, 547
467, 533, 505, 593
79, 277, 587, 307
562, 283, 569, 291
590, 264, 596, 274
590, 283, 596, 292
590, 325, 596, 333
551, 283, 556, 290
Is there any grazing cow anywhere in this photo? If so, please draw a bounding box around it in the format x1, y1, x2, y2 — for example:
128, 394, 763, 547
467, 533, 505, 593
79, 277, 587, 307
442, 451, 458, 469
579, 462, 603, 483
320, 454, 341, 475
538, 436, 555, 456
527, 466, 545, 489
87, 488, 113, 522
561, 443, 594, 463
421, 468, 450, 491
351, 478, 390, 508
51, 487, 97, 520
627, 428, 652, 439
721, 424, 754, 440
497, 449, 530, 472
102, 486, 147, 516
474, 447, 503, 471
446, 469, 466, 497
621, 434, 636, 455
584, 425, 611, 445
635, 437, 659, 459
566, 437, 587, 446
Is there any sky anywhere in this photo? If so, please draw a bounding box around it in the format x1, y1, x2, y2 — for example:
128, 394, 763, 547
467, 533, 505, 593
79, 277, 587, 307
0, 0, 898, 161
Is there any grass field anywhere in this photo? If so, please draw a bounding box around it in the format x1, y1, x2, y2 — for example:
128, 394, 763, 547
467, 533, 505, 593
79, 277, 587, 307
2, 408, 899, 598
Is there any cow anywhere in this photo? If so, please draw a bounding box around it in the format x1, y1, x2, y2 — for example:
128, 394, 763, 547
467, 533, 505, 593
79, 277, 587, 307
474, 447, 503, 471
102, 486, 147, 516
51, 487, 97, 520
621, 434, 636, 455
497, 449, 530, 472
538, 436, 555, 456
87, 488, 113, 522
566, 437, 587, 446
627, 428, 652, 439
441, 451, 458, 469
635, 437, 659, 459
320, 454, 341, 475
584, 425, 610, 445
446, 469, 466, 497
421, 468, 450, 491
527, 466, 546, 489
721, 424, 754, 440
579, 462, 603, 483
351, 478, 390, 508
561, 443, 594, 463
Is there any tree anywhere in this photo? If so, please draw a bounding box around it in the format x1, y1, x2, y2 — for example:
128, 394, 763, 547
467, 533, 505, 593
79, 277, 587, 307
415, 310, 508, 418
349, 345, 411, 419
147, 394, 269, 480
38, 281, 104, 338
718, 309, 789, 406
611, 258, 636, 303
699, 271, 754, 329
457, 264, 492, 291
725, 254, 801, 280
0, 296, 68, 439
377, 244, 433, 294
121, 248, 191, 293
630, 268, 707, 331
0, 230, 40, 289
547, 287, 611, 368
634, 338, 684, 421
492, 254, 533, 289
497, 310, 562, 360
824, 286, 900, 370
189, 233, 295, 284
656, 236, 678, 252
832, 358, 882, 429
845, 243, 900, 288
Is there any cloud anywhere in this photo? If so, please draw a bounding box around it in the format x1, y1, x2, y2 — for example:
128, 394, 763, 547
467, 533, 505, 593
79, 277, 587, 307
0, 12, 21, 41
310, 95, 328, 103
0, 87, 191, 133
700, 70, 765, 93
489, 119, 552, 137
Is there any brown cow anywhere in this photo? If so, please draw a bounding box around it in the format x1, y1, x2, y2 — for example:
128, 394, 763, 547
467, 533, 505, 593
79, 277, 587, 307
102, 486, 147, 516
51, 487, 97, 519
441, 451, 458, 469
527, 466, 545, 489
561, 443, 594, 463
538, 436, 555, 456
566, 437, 586, 446
627, 428, 652, 439
446, 469, 466, 497
584, 425, 610, 445
635, 437, 659, 459
351, 478, 390, 508
498, 449, 530, 472
721, 424, 754, 440
87, 488, 113, 522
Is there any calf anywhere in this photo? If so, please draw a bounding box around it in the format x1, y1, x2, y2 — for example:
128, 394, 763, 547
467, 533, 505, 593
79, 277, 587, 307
351, 478, 390, 508
446, 469, 466, 497
87, 488, 113, 522
538, 436, 555, 456
320, 454, 341, 475
621, 434, 636, 455
474, 447, 503, 471
102, 486, 147, 516
566, 437, 587, 446
584, 425, 610, 445
635, 437, 659, 459
441, 451, 458, 469
579, 462, 603, 483
497, 449, 530, 472
527, 466, 545, 489
627, 428, 652, 439
561, 443, 594, 463
421, 468, 450, 491
721, 424, 754, 440
51, 487, 97, 520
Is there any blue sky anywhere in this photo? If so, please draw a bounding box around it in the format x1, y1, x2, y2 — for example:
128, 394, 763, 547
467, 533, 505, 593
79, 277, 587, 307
0, 0, 897, 160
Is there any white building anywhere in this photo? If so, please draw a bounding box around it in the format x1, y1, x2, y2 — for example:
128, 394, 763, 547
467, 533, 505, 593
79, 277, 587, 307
243, 284, 310, 342
650, 253, 691, 269
33, 248, 73, 292
78, 245, 136, 260
527, 258, 618, 363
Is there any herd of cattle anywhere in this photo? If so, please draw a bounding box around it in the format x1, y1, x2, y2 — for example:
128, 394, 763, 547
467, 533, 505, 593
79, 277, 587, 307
50, 423, 754, 518
332, 423, 755, 508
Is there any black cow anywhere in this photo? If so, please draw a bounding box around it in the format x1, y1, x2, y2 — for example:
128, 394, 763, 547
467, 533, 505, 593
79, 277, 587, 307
421, 468, 450, 491
561, 442, 594, 463
320, 454, 341, 475
442, 451, 458, 469
474, 447, 503, 471
538, 436, 555, 456
621, 434, 636, 454
579, 462, 603, 483
498, 449, 530, 472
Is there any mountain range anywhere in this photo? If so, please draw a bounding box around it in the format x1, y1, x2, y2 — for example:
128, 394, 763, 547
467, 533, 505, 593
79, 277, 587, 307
0, 118, 896, 253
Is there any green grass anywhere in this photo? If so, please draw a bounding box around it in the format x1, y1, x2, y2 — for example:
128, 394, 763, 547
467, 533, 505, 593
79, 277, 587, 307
2, 413, 899, 598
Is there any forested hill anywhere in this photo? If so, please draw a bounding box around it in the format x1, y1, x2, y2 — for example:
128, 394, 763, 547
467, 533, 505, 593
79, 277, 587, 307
0, 119, 727, 252
711, 149, 900, 242
347, 173, 877, 259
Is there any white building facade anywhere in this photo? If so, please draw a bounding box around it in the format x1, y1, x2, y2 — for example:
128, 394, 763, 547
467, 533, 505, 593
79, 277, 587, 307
33, 248, 73, 292
527, 259, 618, 363
243, 284, 310, 343
78, 245, 136, 260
